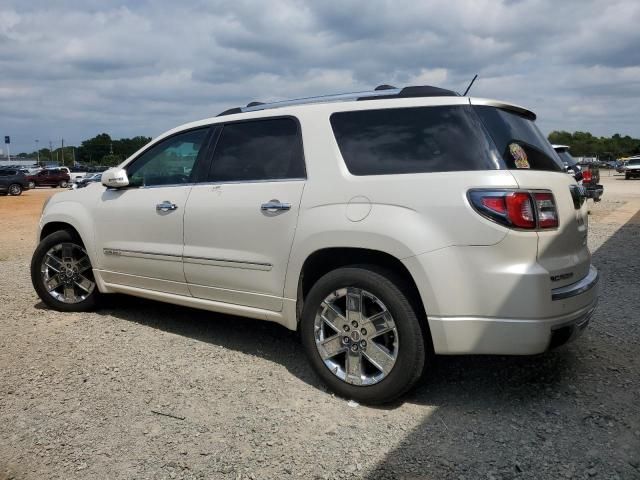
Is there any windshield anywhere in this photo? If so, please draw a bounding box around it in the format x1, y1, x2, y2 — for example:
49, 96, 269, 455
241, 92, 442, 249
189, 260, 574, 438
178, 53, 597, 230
474, 106, 563, 172
628, 159, 640, 166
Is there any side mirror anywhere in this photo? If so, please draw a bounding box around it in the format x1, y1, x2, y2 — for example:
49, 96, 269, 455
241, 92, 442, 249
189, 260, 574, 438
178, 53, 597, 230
101, 168, 129, 188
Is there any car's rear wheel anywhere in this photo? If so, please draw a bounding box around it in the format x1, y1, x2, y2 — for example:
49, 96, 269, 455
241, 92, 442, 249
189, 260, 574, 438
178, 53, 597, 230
28, 181, 35, 189
31, 230, 100, 312
300, 266, 426, 404
59, 180, 68, 188
8, 184, 22, 196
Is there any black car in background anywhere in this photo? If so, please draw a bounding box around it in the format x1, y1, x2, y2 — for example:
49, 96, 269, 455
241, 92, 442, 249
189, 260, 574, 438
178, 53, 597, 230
552, 145, 603, 202
0, 168, 29, 196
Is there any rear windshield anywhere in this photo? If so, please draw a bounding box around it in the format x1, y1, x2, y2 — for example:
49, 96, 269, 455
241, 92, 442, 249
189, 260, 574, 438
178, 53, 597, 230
330, 105, 501, 175
473, 106, 563, 172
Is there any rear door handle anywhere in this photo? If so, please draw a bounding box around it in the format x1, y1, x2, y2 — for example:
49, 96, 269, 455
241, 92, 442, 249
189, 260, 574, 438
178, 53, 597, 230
261, 200, 291, 212
156, 201, 178, 212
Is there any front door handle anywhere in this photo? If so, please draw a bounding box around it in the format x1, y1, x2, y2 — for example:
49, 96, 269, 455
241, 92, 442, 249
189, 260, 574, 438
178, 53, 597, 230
261, 200, 291, 212
156, 201, 178, 212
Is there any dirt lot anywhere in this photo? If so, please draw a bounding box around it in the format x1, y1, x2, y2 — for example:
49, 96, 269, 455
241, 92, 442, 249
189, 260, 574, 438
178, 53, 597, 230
1, 177, 639, 480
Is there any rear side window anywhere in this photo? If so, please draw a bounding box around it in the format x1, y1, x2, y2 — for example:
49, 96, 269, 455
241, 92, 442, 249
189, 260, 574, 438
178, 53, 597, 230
474, 106, 563, 172
208, 118, 305, 182
330, 105, 501, 176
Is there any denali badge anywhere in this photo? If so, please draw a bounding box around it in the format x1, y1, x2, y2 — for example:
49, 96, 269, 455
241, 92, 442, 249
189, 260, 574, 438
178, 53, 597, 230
103, 249, 121, 256
551, 272, 574, 282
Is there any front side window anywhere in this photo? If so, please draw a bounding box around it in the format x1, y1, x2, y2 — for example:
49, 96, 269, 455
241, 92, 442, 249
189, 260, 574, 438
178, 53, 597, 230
207, 118, 305, 182
330, 106, 501, 176
127, 128, 209, 187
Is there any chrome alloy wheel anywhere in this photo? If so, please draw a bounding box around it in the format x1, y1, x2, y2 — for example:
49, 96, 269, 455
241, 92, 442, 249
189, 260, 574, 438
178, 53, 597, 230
40, 242, 95, 303
314, 287, 399, 386
8, 184, 21, 195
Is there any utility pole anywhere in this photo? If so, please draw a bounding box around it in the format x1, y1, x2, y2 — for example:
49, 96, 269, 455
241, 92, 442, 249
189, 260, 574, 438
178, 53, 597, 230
49, 140, 53, 163
35, 139, 40, 165
61, 138, 64, 167
72, 147, 76, 165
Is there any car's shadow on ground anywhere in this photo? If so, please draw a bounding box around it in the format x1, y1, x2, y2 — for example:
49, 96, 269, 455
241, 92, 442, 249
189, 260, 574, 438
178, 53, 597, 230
91, 292, 577, 410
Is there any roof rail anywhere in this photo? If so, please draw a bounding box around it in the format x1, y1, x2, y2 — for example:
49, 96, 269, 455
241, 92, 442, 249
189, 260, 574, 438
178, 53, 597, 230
217, 84, 459, 116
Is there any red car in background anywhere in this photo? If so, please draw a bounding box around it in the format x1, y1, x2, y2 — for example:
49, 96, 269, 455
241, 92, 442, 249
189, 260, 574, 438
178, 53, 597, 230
27, 169, 71, 189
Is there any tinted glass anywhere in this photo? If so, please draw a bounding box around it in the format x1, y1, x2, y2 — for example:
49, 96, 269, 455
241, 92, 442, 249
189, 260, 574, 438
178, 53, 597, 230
208, 118, 305, 182
0, 170, 17, 176
330, 106, 501, 176
628, 159, 640, 166
474, 106, 563, 172
127, 128, 209, 187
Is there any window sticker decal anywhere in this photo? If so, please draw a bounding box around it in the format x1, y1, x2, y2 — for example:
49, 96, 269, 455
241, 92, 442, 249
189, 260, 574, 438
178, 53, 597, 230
509, 143, 530, 169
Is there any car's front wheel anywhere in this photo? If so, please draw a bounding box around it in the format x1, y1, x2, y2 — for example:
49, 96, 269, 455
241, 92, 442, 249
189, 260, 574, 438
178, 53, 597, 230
31, 230, 100, 312
8, 184, 22, 196
59, 180, 69, 188
300, 266, 426, 404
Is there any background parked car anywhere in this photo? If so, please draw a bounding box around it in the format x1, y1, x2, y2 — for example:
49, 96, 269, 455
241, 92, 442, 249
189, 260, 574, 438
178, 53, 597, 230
553, 145, 603, 201
75, 172, 103, 188
624, 158, 640, 179
26, 169, 71, 189
0, 168, 29, 196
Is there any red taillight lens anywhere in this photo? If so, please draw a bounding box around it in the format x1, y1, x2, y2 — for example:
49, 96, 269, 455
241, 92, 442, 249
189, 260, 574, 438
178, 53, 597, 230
505, 192, 536, 229
582, 170, 592, 182
533, 192, 558, 228
481, 196, 507, 214
469, 189, 558, 230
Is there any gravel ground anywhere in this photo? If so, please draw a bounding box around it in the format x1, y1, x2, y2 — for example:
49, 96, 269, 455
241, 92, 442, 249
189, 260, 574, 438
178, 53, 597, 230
1, 178, 639, 480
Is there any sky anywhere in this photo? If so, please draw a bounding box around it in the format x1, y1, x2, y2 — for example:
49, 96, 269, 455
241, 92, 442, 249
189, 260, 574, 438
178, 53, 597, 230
1, 0, 639, 154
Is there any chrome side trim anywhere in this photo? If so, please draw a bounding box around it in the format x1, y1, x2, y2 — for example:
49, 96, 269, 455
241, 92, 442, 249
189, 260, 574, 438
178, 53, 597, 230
103, 248, 182, 262
551, 266, 599, 301
102, 248, 272, 270
183, 255, 272, 271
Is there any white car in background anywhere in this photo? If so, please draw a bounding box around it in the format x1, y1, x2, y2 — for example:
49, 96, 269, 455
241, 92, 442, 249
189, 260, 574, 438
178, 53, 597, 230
31, 85, 599, 403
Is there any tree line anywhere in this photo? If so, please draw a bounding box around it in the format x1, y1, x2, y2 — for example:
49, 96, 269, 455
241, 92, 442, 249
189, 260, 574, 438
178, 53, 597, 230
18, 133, 152, 166
547, 131, 640, 160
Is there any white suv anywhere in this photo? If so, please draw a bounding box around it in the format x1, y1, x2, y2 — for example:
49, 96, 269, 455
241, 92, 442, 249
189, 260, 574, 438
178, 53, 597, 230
31, 85, 599, 403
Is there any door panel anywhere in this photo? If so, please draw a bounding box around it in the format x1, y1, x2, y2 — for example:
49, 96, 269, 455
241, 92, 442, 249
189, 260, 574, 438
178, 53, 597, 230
94, 186, 192, 295
183, 181, 304, 310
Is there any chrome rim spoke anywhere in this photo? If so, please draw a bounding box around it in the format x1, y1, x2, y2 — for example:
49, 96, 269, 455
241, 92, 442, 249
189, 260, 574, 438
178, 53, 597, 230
345, 350, 363, 385
40, 242, 94, 304
361, 310, 395, 339
320, 300, 346, 334
74, 274, 95, 293
363, 342, 395, 376
75, 256, 92, 273
345, 287, 363, 325
45, 274, 63, 292
319, 335, 347, 360
314, 287, 399, 386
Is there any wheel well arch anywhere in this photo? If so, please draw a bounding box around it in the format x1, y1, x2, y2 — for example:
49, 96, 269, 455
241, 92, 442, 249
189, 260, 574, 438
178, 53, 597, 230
296, 247, 429, 338
40, 222, 83, 243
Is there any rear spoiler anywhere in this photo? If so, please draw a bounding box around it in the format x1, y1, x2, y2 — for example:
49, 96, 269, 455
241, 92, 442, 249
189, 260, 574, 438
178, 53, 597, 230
469, 98, 536, 121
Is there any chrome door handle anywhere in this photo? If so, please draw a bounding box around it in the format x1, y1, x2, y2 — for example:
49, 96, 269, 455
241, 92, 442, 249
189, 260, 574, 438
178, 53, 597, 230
261, 200, 291, 212
156, 201, 178, 212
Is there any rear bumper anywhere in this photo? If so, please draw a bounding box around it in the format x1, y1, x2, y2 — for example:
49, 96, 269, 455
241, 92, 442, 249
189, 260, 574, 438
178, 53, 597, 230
428, 297, 598, 355
585, 184, 604, 202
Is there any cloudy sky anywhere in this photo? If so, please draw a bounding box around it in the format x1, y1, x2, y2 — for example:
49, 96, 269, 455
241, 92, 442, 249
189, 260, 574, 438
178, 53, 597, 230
1, 0, 639, 154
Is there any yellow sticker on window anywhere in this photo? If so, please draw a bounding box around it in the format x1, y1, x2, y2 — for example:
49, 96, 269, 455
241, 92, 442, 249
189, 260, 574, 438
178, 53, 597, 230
509, 143, 530, 169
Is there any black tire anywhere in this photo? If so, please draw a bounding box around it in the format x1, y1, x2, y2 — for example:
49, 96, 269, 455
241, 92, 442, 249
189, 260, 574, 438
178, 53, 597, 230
625, 173, 630, 180
8, 184, 22, 196
300, 266, 426, 404
28, 181, 35, 189
31, 230, 100, 312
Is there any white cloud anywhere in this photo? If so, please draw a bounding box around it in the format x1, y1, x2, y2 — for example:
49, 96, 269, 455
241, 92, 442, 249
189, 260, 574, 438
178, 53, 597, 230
0, 0, 639, 153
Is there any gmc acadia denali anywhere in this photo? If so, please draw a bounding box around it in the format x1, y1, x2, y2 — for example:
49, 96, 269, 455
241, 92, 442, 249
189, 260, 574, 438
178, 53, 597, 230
31, 85, 599, 403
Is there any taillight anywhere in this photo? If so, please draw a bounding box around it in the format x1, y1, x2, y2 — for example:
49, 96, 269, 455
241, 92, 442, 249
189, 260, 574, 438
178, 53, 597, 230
582, 170, 592, 183
532, 192, 558, 228
468, 189, 558, 230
